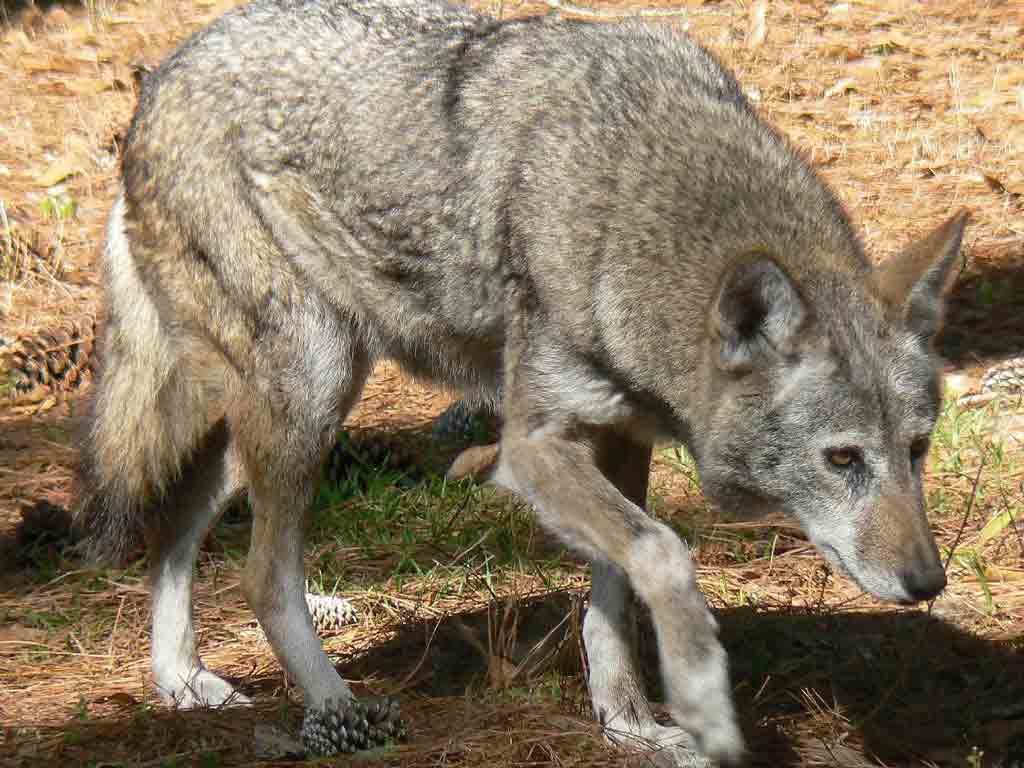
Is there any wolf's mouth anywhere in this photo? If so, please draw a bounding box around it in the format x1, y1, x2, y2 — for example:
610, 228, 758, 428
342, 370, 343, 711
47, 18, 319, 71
815, 542, 874, 595
815, 542, 922, 605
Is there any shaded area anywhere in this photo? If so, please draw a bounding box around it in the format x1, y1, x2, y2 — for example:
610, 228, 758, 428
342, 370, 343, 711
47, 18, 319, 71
0, 419, 479, 586
938, 243, 1024, 367
0, 0, 86, 26
0, 406, 79, 591
4, 590, 1023, 766
346, 593, 1024, 768
343, 593, 1024, 767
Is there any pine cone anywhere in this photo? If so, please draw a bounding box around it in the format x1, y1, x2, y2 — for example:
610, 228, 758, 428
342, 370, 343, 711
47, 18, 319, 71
324, 434, 421, 486
305, 593, 359, 633
981, 357, 1024, 395
301, 696, 406, 756
432, 399, 499, 443
4, 317, 96, 403
1, 228, 62, 281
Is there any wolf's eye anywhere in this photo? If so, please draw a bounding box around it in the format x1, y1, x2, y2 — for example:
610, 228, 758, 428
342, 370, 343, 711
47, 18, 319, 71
826, 448, 860, 468
910, 438, 930, 463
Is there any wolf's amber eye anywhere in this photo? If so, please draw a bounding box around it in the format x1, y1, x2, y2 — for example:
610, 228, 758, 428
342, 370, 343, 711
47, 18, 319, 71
826, 448, 859, 468
910, 438, 930, 462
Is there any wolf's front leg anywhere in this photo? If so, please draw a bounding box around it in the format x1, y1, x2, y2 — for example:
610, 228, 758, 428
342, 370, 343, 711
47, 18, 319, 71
587, 561, 715, 767
494, 435, 744, 766
585, 437, 708, 765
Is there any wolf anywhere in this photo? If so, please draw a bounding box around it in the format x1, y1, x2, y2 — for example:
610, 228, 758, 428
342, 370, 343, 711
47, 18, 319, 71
75, 0, 966, 764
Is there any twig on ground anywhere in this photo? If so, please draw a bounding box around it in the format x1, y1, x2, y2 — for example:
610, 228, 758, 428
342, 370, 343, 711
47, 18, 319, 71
543, 0, 689, 19
942, 457, 987, 574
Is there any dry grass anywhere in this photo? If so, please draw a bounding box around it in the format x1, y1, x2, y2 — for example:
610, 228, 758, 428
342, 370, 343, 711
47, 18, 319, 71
1, 0, 1023, 766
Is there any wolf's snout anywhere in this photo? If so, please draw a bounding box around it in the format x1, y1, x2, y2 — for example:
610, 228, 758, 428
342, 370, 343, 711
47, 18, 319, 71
899, 565, 946, 602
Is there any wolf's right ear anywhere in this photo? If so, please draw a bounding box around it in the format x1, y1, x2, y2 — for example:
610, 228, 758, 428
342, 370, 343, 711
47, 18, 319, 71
872, 210, 969, 339
711, 257, 807, 373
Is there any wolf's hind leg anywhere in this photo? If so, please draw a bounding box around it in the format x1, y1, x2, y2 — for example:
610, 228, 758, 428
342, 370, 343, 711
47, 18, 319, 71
585, 438, 713, 767
148, 420, 249, 708
230, 303, 371, 710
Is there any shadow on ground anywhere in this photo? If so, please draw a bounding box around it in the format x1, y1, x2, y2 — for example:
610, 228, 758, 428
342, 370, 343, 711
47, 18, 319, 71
939, 244, 1024, 367
0, 418, 477, 587
0, 0, 84, 24
6, 589, 1022, 766
339, 591, 1024, 767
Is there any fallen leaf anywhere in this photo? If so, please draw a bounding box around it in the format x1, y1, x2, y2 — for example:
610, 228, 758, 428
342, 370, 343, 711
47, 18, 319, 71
64, 77, 114, 96
972, 170, 1024, 202
20, 53, 79, 74
985, 566, 1024, 583
34, 147, 89, 187
820, 43, 862, 62
70, 49, 114, 64
96, 692, 141, 708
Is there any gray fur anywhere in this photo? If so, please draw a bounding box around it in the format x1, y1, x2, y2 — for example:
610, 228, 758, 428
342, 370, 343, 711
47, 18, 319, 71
74, 1, 967, 764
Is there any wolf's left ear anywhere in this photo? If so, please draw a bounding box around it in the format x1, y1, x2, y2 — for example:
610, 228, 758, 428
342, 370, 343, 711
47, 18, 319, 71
711, 257, 807, 373
872, 210, 969, 339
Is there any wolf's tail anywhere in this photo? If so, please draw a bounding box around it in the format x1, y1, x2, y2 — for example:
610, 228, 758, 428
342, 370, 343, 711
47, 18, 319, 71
74, 194, 211, 565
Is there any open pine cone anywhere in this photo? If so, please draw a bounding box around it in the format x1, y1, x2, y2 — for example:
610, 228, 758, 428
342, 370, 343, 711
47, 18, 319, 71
3, 318, 96, 404
305, 593, 359, 633
1, 228, 63, 281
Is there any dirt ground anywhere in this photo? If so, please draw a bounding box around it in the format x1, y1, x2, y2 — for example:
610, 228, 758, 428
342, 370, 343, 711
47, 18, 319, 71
1, 0, 1023, 766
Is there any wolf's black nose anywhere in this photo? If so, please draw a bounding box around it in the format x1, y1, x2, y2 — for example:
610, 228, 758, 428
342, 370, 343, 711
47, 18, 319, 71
901, 566, 947, 602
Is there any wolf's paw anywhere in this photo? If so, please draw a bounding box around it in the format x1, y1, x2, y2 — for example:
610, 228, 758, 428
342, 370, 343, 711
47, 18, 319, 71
666, 665, 744, 765
658, 610, 744, 765
446, 443, 500, 481
685, 716, 744, 767
301, 696, 407, 756
665, 663, 745, 766
156, 668, 251, 709
605, 721, 715, 767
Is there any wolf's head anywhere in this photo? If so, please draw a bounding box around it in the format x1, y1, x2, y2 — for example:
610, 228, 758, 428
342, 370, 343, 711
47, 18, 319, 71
697, 212, 968, 604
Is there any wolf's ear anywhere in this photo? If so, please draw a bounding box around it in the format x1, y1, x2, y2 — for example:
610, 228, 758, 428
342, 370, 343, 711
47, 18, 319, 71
872, 210, 969, 339
711, 257, 807, 373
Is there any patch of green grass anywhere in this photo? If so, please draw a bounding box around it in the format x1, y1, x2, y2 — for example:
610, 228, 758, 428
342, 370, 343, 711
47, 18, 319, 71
930, 398, 1001, 477
928, 397, 1018, 615
23, 607, 81, 632
480, 669, 573, 706
308, 449, 570, 590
